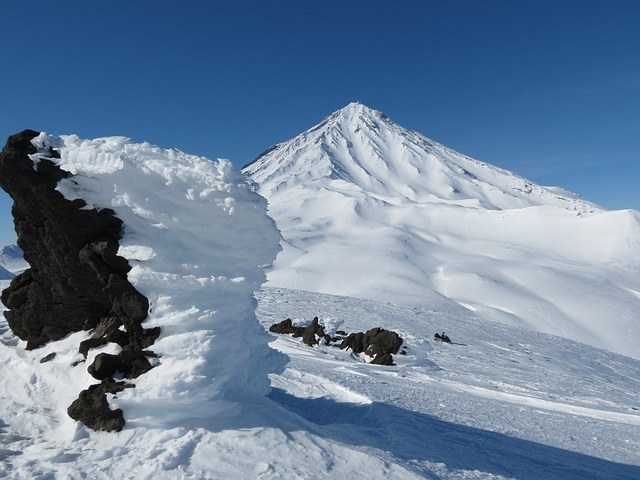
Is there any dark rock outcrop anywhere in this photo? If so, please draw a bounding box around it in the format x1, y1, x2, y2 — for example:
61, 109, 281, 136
340, 327, 403, 365
270, 317, 403, 365
67, 379, 132, 432
0, 130, 160, 432
269, 316, 330, 346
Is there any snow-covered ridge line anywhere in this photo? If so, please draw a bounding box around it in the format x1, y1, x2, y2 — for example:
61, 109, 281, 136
244, 103, 640, 359
19, 131, 283, 427
245, 103, 600, 212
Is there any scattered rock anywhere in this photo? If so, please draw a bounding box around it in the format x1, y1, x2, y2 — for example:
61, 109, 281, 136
340, 327, 403, 365
269, 317, 403, 365
370, 353, 394, 366
269, 318, 298, 335
40, 352, 56, 363
269, 316, 328, 346
67, 379, 133, 432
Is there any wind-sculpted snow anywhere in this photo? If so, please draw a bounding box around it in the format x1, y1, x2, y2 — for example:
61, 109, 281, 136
244, 103, 640, 359
0, 131, 286, 462
28, 132, 285, 414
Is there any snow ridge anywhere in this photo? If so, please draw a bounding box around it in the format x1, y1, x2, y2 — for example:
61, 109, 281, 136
17, 132, 284, 426
244, 103, 640, 359
245, 102, 599, 211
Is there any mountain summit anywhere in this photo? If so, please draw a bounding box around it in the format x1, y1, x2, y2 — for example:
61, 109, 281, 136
245, 102, 598, 211
244, 103, 640, 359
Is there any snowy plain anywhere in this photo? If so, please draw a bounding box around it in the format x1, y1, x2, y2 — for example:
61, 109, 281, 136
0, 113, 639, 479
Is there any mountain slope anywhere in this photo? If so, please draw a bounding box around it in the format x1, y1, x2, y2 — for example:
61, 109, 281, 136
243, 103, 640, 359
0, 245, 28, 275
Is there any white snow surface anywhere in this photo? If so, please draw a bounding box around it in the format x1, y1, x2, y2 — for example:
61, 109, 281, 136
0, 129, 639, 478
0, 133, 290, 478
2, 283, 640, 479
243, 103, 640, 360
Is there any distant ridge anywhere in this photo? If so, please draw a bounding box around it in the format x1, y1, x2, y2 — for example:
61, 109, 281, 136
244, 103, 640, 359
0, 244, 27, 275
245, 102, 599, 212
0, 263, 13, 280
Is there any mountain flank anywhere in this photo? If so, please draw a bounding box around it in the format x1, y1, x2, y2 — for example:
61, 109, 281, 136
244, 103, 640, 359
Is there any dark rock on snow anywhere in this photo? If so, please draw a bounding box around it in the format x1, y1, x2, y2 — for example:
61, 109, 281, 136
269, 316, 330, 346
40, 352, 56, 363
67, 379, 133, 432
340, 327, 403, 365
0, 130, 159, 432
270, 317, 403, 365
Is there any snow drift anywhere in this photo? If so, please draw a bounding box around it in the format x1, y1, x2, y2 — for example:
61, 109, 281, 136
0, 131, 283, 432
243, 102, 640, 359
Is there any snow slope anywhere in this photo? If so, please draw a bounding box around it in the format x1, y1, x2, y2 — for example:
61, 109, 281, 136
0, 245, 27, 275
243, 103, 640, 359
255, 287, 640, 479
1, 131, 639, 479
2, 283, 640, 479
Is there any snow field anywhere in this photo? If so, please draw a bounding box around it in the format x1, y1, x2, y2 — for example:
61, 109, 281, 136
244, 104, 640, 360
256, 287, 640, 478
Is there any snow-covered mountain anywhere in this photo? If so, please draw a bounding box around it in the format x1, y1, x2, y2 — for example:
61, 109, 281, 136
1, 129, 639, 478
245, 102, 598, 212
243, 103, 640, 360
0, 244, 27, 275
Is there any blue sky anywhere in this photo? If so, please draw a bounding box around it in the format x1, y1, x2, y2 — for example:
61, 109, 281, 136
1, 0, 639, 245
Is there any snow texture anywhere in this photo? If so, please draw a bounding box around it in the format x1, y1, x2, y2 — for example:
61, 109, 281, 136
2, 283, 639, 479
0, 109, 639, 478
0, 134, 293, 478
244, 102, 640, 360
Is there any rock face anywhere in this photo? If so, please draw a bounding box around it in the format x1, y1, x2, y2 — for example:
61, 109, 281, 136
0, 130, 159, 432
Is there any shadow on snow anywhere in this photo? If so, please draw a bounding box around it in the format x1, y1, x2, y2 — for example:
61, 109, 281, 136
268, 387, 640, 480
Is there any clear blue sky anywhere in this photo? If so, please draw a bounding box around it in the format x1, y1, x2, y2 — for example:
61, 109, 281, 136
1, 0, 639, 245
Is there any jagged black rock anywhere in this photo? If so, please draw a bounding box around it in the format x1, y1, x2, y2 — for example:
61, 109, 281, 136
0, 130, 159, 432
